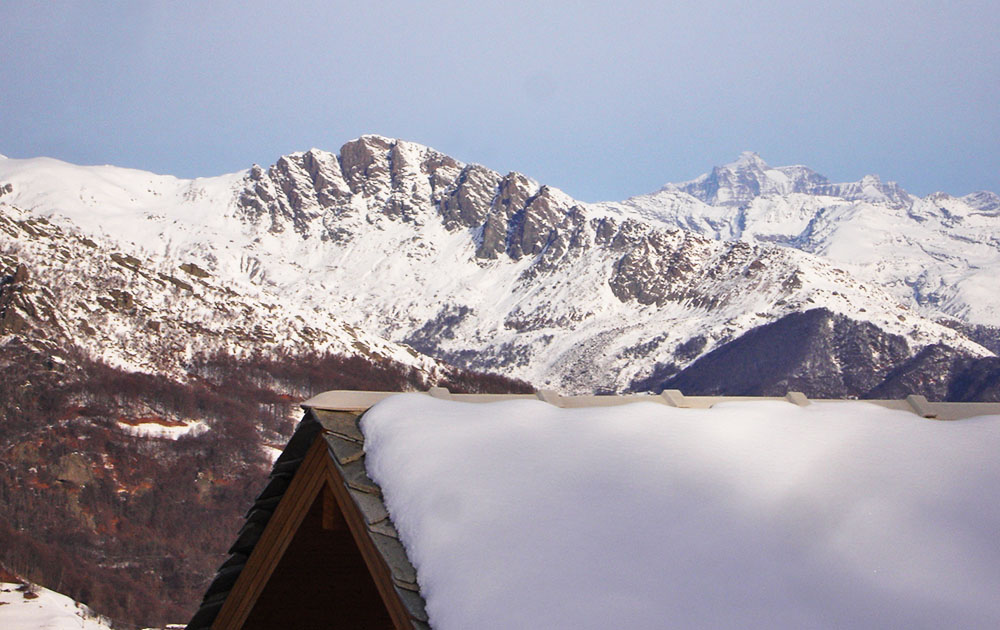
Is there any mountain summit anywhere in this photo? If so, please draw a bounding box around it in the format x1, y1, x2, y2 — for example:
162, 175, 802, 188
670, 151, 830, 206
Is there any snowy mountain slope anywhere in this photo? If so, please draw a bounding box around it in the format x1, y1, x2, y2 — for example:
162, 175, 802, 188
0, 583, 113, 630
606, 153, 1000, 327
0, 140, 994, 394
0, 203, 440, 378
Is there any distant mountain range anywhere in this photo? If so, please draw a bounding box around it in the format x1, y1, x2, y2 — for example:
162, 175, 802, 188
1, 137, 998, 399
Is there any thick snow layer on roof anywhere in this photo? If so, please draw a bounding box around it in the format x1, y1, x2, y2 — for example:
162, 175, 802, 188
0, 583, 113, 629
362, 394, 1000, 629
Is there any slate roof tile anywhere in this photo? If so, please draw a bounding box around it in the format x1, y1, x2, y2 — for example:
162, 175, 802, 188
338, 457, 382, 495
324, 432, 365, 465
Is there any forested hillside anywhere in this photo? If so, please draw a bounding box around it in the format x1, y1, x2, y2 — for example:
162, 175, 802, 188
0, 340, 529, 627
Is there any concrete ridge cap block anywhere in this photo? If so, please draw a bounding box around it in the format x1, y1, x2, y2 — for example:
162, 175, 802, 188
906, 394, 938, 419
427, 386, 452, 399
660, 389, 688, 407
786, 391, 810, 406
536, 389, 563, 407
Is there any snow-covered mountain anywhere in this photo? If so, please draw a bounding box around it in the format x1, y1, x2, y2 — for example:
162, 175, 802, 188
1, 138, 997, 396
0, 203, 439, 379
607, 152, 1000, 328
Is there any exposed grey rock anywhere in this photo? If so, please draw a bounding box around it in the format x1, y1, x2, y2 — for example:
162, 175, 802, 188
478, 172, 536, 259
340, 135, 393, 197
506, 186, 568, 259
440, 165, 501, 230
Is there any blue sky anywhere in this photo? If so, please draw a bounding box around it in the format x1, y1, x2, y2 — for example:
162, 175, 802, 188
1, 1, 997, 201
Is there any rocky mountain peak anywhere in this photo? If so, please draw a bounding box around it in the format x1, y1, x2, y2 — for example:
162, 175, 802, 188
675, 152, 829, 207
731, 150, 769, 169
963, 190, 1000, 215
235, 136, 469, 232
826, 173, 912, 207
234, 137, 590, 263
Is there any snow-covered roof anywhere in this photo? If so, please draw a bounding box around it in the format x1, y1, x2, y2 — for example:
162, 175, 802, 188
190, 390, 1000, 629
302, 387, 1000, 420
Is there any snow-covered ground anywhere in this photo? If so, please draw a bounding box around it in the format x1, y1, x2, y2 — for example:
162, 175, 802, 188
116, 418, 209, 440
362, 395, 1000, 629
0, 583, 113, 630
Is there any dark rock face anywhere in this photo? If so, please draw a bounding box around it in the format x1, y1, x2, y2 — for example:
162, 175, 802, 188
478, 172, 537, 259
947, 357, 1000, 402
440, 165, 501, 230
506, 187, 567, 260
607, 226, 697, 306
866, 344, 965, 401
340, 135, 393, 196
656, 309, 998, 401
661, 309, 913, 398
1, 262, 34, 335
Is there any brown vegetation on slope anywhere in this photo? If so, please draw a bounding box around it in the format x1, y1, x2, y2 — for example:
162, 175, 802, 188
0, 341, 531, 628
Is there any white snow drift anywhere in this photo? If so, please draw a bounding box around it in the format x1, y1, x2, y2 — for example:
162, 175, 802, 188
362, 394, 1000, 629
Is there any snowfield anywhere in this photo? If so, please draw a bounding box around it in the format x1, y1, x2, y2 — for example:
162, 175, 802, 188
116, 417, 210, 440
362, 395, 1000, 629
0, 583, 113, 630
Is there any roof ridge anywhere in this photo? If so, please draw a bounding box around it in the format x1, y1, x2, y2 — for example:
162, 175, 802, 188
302, 388, 1000, 421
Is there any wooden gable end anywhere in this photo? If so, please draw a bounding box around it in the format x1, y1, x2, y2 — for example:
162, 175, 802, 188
196, 410, 428, 630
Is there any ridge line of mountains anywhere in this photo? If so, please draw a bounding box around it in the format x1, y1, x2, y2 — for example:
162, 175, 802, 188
2, 134, 998, 400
